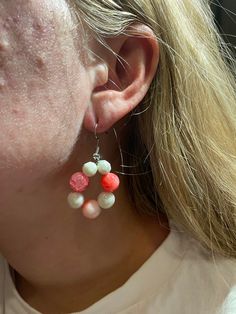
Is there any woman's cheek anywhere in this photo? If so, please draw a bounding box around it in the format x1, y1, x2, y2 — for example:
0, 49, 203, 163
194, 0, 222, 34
0, 0, 90, 184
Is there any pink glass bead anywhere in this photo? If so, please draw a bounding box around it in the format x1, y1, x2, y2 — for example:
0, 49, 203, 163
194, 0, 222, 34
69, 172, 89, 192
82, 200, 102, 219
101, 173, 120, 192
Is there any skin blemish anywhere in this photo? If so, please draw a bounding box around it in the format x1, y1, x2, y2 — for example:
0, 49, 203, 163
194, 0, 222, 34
12, 108, 20, 114
0, 39, 10, 52
11, 108, 26, 119
0, 78, 6, 90
8, 16, 20, 25
33, 21, 44, 32
35, 56, 45, 70
3, 21, 10, 30
32, 20, 49, 39
3, 16, 20, 30
16, 186, 23, 193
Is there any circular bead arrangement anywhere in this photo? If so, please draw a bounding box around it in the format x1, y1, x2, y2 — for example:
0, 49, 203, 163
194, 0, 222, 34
67, 160, 120, 219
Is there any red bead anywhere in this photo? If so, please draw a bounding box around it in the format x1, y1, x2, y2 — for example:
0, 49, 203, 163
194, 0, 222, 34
69, 172, 89, 192
101, 173, 120, 192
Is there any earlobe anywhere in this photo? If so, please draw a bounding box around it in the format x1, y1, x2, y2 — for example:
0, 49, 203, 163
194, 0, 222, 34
83, 23, 159, 134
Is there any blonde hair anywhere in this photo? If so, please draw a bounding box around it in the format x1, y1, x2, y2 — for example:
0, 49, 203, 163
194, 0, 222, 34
71, 0, 236, 259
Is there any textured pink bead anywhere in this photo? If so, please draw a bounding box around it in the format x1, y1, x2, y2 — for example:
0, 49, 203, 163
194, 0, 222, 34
69, 172, 89, 192
101, 173, 120, 192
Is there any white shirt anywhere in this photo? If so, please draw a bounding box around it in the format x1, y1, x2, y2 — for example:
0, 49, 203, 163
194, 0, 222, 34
0, 219, 236, 313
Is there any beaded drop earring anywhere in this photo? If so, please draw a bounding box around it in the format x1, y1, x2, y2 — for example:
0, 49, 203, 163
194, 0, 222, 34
67, 123, 120, 219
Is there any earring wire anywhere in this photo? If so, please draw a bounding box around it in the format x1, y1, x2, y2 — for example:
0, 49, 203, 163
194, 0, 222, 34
93, 123, 101, 162
93, 122, 152, 176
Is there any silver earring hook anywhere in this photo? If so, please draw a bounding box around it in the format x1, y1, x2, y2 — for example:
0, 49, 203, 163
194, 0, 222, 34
94, 123, 99, 140
93, 123, 101, 162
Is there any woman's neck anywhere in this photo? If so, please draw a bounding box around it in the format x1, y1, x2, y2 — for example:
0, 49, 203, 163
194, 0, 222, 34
11, 211, 170, 313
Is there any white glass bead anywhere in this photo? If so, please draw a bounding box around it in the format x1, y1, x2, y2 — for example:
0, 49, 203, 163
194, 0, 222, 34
67, 192, 84, 209
97, 160, 111, 175
82, 200, 101, 219
97, 192, 115, 209
82, 162, 98, 177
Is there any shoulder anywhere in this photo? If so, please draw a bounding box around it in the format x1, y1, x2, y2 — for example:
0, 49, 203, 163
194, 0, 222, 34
170, 219, 236, 287
171, 224, 236, 313
183, 231, 236, 288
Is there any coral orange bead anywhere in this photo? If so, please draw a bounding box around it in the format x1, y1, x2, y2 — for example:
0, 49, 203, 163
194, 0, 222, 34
69, 172, 89, 192
101, 173, 120, 192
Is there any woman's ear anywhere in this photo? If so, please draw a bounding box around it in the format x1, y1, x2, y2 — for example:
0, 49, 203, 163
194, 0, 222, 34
83, 23, 160, 133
